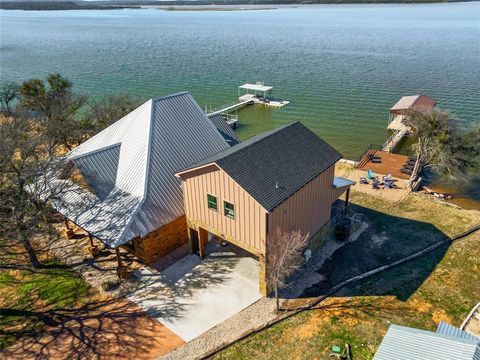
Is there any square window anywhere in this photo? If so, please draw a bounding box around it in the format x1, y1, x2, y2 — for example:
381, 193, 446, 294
207, 194, 217, 211
224, 201, 235, 219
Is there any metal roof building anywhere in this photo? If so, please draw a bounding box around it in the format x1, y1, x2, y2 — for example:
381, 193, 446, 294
373, 323, 480, 360
389, 94, 436, 115
49, 92, 232, 248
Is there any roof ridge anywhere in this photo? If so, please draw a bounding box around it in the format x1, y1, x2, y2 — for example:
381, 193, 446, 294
151, 91, 189, 103
221, 121, 299, 158
116, 98, 155, 242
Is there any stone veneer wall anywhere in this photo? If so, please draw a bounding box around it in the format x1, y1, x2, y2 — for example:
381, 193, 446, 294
131, 215, 188, 264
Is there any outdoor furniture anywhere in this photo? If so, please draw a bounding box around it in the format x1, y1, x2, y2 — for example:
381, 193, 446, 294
400, 168, 413, 175
360, 177, 369, 184
367, 169, 375, 179
372, 179, 380, 190
385, 181, 394, 189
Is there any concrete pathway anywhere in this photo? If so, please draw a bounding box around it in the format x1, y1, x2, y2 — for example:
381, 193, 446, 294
127, 242, 261, 342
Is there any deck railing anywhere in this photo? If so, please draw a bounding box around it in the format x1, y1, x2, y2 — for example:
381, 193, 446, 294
355, 144, 383, 168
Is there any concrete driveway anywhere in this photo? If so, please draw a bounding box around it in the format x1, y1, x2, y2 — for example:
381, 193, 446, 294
127, 242, 261, 342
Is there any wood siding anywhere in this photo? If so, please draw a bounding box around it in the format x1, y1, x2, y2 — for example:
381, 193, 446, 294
267, 165, 340, 237
180, 165, 266, 255
131, 215, 188, 264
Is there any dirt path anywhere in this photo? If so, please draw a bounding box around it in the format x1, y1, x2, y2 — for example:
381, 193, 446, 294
2, 297, 184, 360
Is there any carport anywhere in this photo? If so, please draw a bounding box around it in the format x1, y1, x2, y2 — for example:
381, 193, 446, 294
127, 240, 261, 342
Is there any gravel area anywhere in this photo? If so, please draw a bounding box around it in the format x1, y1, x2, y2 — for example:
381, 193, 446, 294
36, 222, 143, 297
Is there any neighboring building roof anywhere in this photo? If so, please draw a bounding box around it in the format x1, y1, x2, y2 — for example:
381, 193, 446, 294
437, 321, 479, 341
389, 95, 436, 114
50, 92, 231, 248
177, 122, 343, 212
208, 114, 240, 146
373, 324, 480, 360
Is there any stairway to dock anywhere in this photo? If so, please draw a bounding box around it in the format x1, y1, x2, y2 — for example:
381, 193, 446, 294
382, 129, 408, 153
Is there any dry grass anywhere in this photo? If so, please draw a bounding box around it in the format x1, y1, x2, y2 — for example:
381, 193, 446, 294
214, 188, 480, 360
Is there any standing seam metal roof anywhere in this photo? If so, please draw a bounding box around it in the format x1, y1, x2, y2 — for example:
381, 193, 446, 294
208, 114, 240, 146
373, 324, 480, 360
50, 92, 232, 248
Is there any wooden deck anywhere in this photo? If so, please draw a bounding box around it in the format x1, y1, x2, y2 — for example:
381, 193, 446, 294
357, 150, 411, 180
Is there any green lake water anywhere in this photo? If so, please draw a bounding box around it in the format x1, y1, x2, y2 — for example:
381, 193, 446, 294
1, 3, 479, 204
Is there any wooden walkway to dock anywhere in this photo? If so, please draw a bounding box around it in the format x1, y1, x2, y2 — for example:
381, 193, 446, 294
207, 99, 252, 116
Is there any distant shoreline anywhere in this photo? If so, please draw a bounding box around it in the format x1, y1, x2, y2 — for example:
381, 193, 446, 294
1, 0, 477, 12
161, 6, 276, 11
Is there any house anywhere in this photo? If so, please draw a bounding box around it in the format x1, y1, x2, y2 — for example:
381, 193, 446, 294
176, 122, 354, 295
50, 92, 237, 264
374, 322, 480, 360
47, 91, 353, 296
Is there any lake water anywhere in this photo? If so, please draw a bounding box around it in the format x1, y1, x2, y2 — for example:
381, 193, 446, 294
1, 3, 480, 205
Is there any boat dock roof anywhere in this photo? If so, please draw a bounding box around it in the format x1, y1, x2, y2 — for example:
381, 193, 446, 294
389, 95, 436, 115
239, 83, 273, 92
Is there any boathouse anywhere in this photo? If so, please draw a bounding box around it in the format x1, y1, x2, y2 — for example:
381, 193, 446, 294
176, 122, 354, 295
385, 94, 436, 152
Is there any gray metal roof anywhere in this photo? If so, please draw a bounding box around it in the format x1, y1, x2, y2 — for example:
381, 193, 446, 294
208, 114, 240, 146
437, 321, 480, 341
373, 324, 480, 360
178, 122, 342, 212
50, 92, 231, 248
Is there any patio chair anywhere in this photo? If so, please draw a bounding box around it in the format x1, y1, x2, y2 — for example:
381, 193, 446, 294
385, 181, 394, 189
360, 177, 369, 185
400, 167, 413, 175
367, 169, 375, 179
372, 179, 380, 190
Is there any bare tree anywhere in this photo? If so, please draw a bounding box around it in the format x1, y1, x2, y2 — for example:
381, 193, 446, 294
0, 82, 19, 114
18, 74, 87, 150
83, 93, 142, 132
266, 228, 310, 311
0, 110, 80, 268
403, 109, 480, 191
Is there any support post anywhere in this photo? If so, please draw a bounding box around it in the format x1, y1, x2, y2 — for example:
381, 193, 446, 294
198, 227, 208, 259
88, 233, 94, 247
116, 248, 123, 268
344, 187, 350, 215
258, 253, 268, 297
64, 218, 74, 239
115, 247, 127, 280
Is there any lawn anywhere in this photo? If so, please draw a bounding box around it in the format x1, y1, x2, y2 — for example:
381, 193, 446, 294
0, 231, 92, 352
213, 191, 480, 360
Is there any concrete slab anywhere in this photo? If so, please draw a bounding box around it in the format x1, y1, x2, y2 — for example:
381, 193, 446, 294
127, 242, 261, 342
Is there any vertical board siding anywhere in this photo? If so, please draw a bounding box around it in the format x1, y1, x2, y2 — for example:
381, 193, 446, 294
181, 165, 266, 255
268, 165, 337, 237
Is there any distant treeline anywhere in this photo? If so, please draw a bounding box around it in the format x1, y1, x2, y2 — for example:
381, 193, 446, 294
151, 0, 469, 3
0, 1, 140, 10
0, 0, 473, 10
